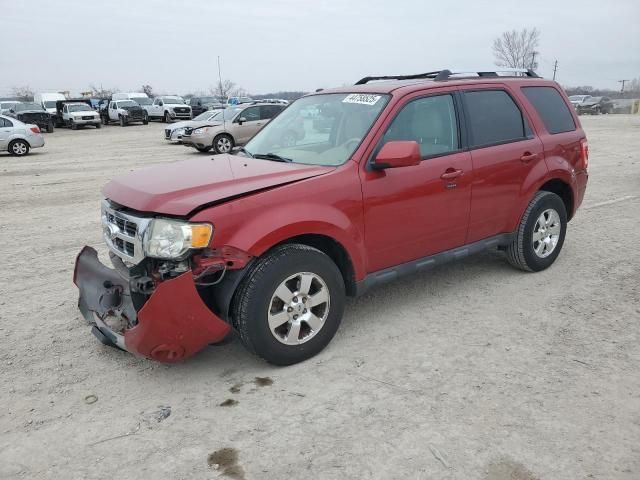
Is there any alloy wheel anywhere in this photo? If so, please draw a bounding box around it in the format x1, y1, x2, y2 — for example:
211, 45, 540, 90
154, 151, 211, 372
267, 272, 330, 345
532, 208, 561, 258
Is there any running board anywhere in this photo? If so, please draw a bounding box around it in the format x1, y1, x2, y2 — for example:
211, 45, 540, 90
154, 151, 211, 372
355, 233, 513, 296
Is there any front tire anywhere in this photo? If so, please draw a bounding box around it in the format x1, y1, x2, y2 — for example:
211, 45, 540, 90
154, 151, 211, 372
46, 122, 54, 133
232, 244, 345, 365
95, 122, 101, 129
9, 139, 29, 156
70, 120, 77, 130
119, 116, 126, 127
163, 111, 170, 123
506, 191, 567, 272
213, 134, 234, 154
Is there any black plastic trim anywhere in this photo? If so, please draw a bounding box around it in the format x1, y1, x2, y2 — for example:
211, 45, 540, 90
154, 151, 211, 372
355, 233, 513, 296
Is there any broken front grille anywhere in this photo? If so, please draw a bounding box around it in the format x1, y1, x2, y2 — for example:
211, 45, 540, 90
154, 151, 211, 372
101, 200, 151, 264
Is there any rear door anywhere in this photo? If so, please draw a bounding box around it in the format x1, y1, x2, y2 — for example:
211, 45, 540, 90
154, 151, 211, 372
459, 86, 545, 243
360, 91, 473, 272
0, 117, 12, 148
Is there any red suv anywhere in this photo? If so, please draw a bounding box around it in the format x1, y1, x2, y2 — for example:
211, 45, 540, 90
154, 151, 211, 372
74, 69, 588, 365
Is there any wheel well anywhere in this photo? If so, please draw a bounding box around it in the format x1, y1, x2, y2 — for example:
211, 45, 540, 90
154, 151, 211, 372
539, 179, 574, 220
278, 234, 357, 297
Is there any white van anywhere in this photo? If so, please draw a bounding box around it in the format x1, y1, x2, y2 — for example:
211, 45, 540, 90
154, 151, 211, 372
34, 93, 66, 116
112, 92, 148, 101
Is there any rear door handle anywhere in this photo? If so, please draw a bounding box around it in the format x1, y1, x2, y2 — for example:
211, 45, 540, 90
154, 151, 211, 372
440, 168, 464, 180
520, 152, 539, 163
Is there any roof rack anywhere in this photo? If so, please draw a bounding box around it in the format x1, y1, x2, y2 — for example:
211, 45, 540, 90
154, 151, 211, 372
355, 68, 539, 85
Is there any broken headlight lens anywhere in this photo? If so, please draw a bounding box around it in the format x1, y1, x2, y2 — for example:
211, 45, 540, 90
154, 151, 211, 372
143, 219, 213, 259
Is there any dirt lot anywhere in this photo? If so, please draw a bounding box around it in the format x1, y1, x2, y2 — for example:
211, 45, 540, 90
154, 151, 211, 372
1, 115, 639, 480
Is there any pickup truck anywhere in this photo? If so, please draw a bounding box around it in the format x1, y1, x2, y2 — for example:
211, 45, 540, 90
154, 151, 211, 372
74, 69, 588, 366
102, 99, 148, 126
57, 100, 101, 129
146, 96, 192, 122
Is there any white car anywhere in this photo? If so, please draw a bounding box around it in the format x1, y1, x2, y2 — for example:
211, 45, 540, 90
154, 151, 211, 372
34, 92, 66, 125
102, 100, 148, 126
0, 114, 45, 156
147, 96, 192, 122
0, 101, 21, 115
164, 110, 223, 142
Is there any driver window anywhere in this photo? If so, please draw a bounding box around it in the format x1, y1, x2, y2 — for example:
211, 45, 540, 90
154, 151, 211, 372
383, 94, 459, 158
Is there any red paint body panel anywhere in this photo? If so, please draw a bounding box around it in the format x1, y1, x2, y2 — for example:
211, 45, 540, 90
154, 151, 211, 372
102, 154, 333, 216
124, 271, 231, 362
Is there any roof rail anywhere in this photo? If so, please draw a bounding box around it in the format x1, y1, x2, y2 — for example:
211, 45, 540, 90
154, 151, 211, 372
355, 68, 539, 85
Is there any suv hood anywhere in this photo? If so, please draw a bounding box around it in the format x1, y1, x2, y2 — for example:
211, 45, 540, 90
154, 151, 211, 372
103, 154, 334, 216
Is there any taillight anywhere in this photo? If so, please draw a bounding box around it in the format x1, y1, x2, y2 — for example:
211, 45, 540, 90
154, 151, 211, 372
30, 126, 40, 134
580, 139, 589, 170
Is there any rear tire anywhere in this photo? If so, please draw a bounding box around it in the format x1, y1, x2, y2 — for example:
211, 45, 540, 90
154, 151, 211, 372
46, 122, 54, 133
102, 115, 109, 125
231, 244, 345, 365
9, 139, 29, 156
506, 191, 567, 272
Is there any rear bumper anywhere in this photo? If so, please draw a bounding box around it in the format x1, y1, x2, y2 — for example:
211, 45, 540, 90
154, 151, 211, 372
73, 246, 231, 362
29, 135, 45, 148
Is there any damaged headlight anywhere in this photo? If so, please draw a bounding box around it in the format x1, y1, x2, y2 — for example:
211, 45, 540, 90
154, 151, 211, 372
143, 219, 213, 259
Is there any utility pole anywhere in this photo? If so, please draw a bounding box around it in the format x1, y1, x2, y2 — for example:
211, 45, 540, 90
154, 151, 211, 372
217, 56, 223, 99
618, 79, 629, 93
552, 60, 558, 81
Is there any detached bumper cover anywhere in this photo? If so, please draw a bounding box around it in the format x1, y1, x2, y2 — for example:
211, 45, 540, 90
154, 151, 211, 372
73, 246, 231, 362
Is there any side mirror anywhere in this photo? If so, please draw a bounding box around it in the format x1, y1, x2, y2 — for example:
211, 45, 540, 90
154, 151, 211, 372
372, 141, 422, 170
237, 117, 247, 125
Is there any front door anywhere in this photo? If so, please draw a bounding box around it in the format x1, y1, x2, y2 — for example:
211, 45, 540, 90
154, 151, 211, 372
361, 92, 473, 272
233, 106, 263, 144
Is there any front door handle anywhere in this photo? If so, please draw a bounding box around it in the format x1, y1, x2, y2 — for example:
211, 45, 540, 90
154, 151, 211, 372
520, 152, 539, 163
440, 168, 464, 180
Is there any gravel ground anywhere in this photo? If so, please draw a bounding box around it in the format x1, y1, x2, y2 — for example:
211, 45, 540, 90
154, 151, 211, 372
0, 115, 639, 480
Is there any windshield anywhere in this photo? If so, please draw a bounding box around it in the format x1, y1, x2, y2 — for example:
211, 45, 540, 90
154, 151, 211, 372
44, 101, 57, 108
118, 100, 137, 107
16, 103, 43, 111
133, 97, 152, 105
163, 97, 185, 104
68, 104, 92, 112
1, 102, 17, 109
244, 93, 389, 166
194, 110, 222, 121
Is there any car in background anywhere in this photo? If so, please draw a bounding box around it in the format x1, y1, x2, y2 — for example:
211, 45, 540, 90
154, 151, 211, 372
34, 92, 67, 125
568, 95, 592, 108
576, 96, 614, 115
181, 102, 286, 153
164, 109, 224, 143
102, 99, 147, 126
260, 98, 290, 105
188, 96, 226, 117
131, 97, 153, 121
8, 102, 55, 132
0, 101, 21, 115
0, 114, 45, 156
58, 101, 101, 129
146, 96, 192, 122
226, 96, 253, 106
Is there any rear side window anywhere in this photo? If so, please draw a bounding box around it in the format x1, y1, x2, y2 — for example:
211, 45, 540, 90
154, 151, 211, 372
522, 86, 576, 134
260, 105, 284, 120
463, 90, 527, 147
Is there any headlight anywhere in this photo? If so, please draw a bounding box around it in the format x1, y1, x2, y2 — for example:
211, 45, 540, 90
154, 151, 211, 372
122, 110, 129, 115
192, 127, 210, 135
143, 218, 213, 259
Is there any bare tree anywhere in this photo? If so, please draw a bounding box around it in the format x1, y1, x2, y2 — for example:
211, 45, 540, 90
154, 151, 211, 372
493, 28, 540, 70
210, 79, 236, 100
89, 84, 118, 98
142, 84, 153, 97
11, 85, 34, 101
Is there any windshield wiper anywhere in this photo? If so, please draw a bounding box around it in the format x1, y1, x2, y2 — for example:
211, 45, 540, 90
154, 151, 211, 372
253, 153, 293, 163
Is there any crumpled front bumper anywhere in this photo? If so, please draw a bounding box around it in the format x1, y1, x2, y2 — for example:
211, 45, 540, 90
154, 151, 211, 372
73, 246, 231, 362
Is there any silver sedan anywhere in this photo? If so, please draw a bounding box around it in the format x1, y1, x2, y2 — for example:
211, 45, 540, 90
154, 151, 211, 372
0, 114, 45, 156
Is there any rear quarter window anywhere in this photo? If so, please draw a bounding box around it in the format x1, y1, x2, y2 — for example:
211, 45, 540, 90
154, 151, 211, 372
521, 86, 576, 134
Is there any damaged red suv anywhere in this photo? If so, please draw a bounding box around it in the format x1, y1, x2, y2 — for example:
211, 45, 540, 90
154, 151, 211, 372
74, 69, 588, 365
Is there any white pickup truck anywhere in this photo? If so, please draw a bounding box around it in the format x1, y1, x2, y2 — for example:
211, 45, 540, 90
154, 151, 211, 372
101, 100, 148, 126
146, 96, 192, 122
58, 101, 101, 129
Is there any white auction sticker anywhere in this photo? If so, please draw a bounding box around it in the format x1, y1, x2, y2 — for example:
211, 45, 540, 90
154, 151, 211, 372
342, 94, 381, 105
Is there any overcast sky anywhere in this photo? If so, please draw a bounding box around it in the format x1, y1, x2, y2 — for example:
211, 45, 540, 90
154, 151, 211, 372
1, 0, 638, 96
